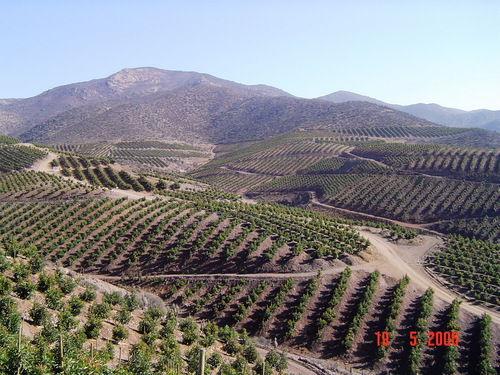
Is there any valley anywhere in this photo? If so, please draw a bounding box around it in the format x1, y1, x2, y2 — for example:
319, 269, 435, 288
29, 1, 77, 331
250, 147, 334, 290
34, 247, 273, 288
0, 69, 498, 374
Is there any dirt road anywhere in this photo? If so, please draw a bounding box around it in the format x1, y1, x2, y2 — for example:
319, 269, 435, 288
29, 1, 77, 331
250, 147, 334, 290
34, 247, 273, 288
27, 148, 156, 201
361, 231, 500, 325
92, 230, 499, 325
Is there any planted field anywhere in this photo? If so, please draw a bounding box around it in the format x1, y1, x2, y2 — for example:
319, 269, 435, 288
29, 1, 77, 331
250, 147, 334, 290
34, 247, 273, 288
0, 250, 291, 375
0, 171, 368, 278
0, 143, 498, 374
119, 270, 499, 374
0, 144, 47, 172
257, 173, 499, 226
337, 126, 471, 138
426, 216, 499, 244
189, 168, 275, 193
350, 142, 500, 182
53, 141, 211, 172
425, 235, 500, 304
192, 130, 500, 242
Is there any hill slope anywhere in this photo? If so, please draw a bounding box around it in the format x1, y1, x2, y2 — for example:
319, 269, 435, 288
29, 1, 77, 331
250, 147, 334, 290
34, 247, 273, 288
319, 91, 500, 131
0, 67, 292, 137
20, 87, 437, 145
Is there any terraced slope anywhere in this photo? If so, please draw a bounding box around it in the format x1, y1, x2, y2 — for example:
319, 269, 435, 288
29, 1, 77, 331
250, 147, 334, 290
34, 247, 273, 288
191, 130, 500, 242
0, 250, 297, 375
0, 144, 498, 374
113, 269, 499, 374
53, 140, 212, 173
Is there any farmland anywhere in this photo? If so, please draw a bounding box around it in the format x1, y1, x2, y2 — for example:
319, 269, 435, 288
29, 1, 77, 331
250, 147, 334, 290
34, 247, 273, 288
192, 130, 500, 243
0, 137, 498, 374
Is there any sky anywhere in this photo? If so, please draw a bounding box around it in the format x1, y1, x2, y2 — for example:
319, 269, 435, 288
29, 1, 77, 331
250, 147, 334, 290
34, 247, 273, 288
1, 0, 499, 111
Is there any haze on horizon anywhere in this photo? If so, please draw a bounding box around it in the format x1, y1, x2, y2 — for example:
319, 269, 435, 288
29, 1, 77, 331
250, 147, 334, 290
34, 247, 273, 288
1, 0, 499, 111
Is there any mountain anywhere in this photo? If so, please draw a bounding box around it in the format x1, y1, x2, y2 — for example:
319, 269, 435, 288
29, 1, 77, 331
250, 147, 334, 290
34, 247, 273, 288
317, 90, 387, 106
0, 67, 292, 136
318, 91, 500, 131
20, 84, 436, 145
2, 68, 498, 146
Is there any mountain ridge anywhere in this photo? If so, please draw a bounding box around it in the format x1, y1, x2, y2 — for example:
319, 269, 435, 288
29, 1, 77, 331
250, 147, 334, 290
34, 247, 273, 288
318, 90, 500, 131
20, 84, 439, 145
1, 67, 498, 146
0, 67, 293, 137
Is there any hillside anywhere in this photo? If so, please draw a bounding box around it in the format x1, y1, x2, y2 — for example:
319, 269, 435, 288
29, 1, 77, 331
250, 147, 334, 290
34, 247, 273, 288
319, 91, 500, 132
190, 130, 500, 243
0, 140, 498, 374
0, 248, 298, 375
19, 88, 438, 145
0, 67, 292, 137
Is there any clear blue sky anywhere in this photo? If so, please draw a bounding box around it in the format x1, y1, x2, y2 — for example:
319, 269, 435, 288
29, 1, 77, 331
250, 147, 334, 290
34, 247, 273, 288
1, 0, 499, 110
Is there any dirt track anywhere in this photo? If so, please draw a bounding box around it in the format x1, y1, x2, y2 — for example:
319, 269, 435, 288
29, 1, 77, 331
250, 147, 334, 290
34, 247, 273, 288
361, 231, 500, 325
92, 230, 500, 325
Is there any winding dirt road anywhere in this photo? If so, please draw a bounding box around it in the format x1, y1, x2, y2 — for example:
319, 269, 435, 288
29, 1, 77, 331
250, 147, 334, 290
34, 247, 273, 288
363, 232, 500, 325
91, 232, 499, 325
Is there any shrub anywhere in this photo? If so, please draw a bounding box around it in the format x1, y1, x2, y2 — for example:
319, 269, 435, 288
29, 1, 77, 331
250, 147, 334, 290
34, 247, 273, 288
115, 309, 132, 325
45, 287, 64, 310
67, 295, 84, 316
112, 325, 129, 343
58, 276, 77, 294
29, 302, 50, 325
37, 272, 55, 292
14, 279, 36, 299
0, 275, 11, 295
79, 286, 96, 302
103, 291, 123, 306
84, 315, 103, 339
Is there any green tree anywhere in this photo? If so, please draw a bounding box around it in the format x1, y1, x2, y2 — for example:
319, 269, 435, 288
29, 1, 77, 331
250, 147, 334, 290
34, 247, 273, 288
29, 302, 50, 325
14, 279, 36, 299
112, 325, 129, 343
45, 287, 64, 310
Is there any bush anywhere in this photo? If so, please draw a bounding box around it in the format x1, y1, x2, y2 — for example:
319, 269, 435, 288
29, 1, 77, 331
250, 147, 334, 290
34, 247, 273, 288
29, 302, 50, 325
14, 279, 36, 299
123, 292, 139, 312
84, 315, 103, 339
243, 343, 259, 363
57, 310, 78, 331
138, 317, 157, 335
115, 309, 132, 325
37, 272, 55, 292
68, 295, 84, 316
223, 338, 241, 355
207, 352, 222, 369
45, 287, 64, 310
103, 291, 123, 306
0, 275, 11, 295
79, 286, 96, 302
28, 253, 45, 273
112, 325, 129, 343
12, 262, 30, 282
89, 302, 111, 319
58, 276, 77, 294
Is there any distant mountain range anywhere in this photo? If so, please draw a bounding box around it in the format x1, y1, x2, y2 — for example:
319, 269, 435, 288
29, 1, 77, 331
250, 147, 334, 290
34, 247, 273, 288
0, 67, 498, 146
318, 91, 500, 132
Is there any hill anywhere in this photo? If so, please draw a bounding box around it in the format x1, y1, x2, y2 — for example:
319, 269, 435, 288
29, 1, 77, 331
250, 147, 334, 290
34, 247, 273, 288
19, 88, 440, 145
0, 246, 298, 375
318, 91, 500, 132
190, 130, 500, 243
0, 67, 292, 137
0, 140, 498, 374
